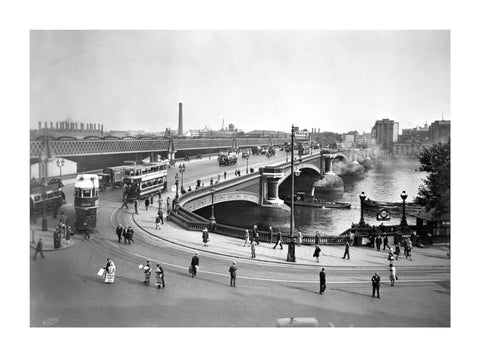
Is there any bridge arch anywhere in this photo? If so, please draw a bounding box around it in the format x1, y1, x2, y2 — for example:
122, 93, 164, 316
181, 191, 261, 211
277, 163, 321, 185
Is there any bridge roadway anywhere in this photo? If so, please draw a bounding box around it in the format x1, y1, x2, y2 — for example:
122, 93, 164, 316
30, 154, 450, 327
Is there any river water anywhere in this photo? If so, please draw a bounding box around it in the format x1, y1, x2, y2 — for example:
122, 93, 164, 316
198, 159, 427, 236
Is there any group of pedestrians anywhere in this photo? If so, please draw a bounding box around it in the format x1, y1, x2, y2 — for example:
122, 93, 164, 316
115, 224, 134, 244
140, 260, 166, 289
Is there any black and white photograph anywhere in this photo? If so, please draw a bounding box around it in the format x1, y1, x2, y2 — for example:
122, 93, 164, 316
29, 28, 451, 327
5, 0, 479, 356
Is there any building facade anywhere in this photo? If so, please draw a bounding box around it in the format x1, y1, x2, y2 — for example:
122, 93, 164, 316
371, 118, 399, 152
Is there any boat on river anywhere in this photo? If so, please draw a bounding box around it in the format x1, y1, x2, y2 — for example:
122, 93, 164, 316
282, 194, 351, 209
363, 198, 422, 212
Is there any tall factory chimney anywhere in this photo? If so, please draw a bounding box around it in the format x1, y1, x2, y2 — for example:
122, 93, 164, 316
178, 102, 183, 136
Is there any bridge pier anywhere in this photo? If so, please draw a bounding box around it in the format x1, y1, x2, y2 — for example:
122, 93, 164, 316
261, 167, 284, 206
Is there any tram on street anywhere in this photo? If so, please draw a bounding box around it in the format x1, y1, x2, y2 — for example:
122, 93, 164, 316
74, 174, 99, 231
30, 182, 65, 216
123, 160, 169, 201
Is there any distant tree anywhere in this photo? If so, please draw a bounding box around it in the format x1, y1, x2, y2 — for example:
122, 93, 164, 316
415, 141, 450, 214
314, 132, 342, 148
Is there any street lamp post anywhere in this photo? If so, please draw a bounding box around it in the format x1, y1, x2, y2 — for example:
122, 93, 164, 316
209, 185, 216, 224
178, 163, 186, 194
288, 124, 297, 262
56, 158, 65, 180
400, 190, 408, 226
359, 191, 366, 226
174, 173, 179, 200
41, 176, 48, 231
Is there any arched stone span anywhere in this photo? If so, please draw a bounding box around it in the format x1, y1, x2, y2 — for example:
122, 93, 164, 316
182, 191, 261, 211
277, 163, 321, 186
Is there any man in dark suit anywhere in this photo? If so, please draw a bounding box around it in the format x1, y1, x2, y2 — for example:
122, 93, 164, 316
191, 252, 200, 278
342, 241, 350, 259
116, 224, 123, 243
229, 262, 237, 287
319, 268, 326, 294
371, 272, 381, 298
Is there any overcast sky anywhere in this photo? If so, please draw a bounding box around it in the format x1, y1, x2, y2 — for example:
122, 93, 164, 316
30, 30, 449, 134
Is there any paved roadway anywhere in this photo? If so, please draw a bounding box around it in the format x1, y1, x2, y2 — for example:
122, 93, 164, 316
30, 153, 450, 327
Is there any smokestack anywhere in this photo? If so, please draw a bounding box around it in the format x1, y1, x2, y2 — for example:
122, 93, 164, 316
178, 102, 183, 136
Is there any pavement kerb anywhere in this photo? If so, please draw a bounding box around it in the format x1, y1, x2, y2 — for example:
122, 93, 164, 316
130, 210, 450, 270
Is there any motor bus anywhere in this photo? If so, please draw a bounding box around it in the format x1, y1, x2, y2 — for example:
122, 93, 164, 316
123, 160, 169, 201
74, 174, 99, 231
99, 165, 127, 191
30, 182, 65, 216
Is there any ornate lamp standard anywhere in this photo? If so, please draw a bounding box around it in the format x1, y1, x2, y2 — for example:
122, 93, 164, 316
174, 173, 179, 201
209, 184, 216, 224
178, 163, 186, 194
400, 190, 408, 226
359, 191, 366, 226
245, 153, 250, 174
287, 124, 300, 262
56, 158, 65, 180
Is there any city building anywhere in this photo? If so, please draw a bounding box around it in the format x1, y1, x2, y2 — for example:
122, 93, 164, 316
429, 120, 450, 144
371, 118, 399, 152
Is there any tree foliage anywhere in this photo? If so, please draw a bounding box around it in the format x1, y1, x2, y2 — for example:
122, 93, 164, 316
415, 141, 450, 214
313, 132, 342, 148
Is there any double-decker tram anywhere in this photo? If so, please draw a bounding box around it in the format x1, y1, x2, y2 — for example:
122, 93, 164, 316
74, 174, 99, 231
123, 160, 169, 201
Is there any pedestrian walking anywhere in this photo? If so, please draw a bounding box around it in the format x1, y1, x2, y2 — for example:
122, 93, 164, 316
268, 226, 273, 243
371, 272, 381, 298
134, 199, 138, 214
122, 227, 128, 243
155, 214, 161, 229
145, 197, 150, 211
224, 171, 227, 180
155, 264, 165, 289
319, 268, 326, 294
196, 178, 201, 188
273, 230, 283, 249
315, 231, 321, 245
342, 241, 350, 259
313, 245, 321, 263
251, 241, 256, 258
202, 227, 209, 247
243, 229, 250, 247
405, 238, 413, 261
297, 230, 303, 246
229, 262, 237, 287
389, 263, 396, 286
166, 197, 171, 214
143, 260, 152, 285
394, 242, 401, 260
33, 238, 45, 259
190, 252, 199, 278
121, 197, 129, 209
116, 224, 123, 243
188, 186, 192, 192
375, 235, 382, 251
383, 234, 390, 250
387, 248, 395, 263
103, 257, 116, 283
253, 225, 259, 245
349, 230, 355, 246
65, 225, 73, 245
158, 208, 164, 224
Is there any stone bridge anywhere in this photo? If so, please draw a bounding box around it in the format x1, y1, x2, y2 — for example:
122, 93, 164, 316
178, 151, 352, 211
